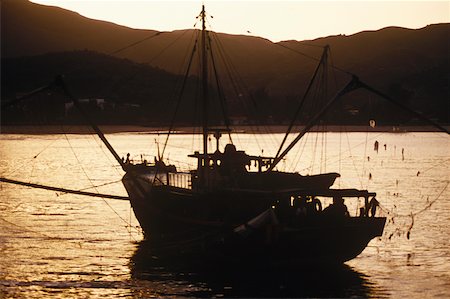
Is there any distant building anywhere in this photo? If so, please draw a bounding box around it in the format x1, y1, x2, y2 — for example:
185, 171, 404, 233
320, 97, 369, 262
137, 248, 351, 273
63, 98, 142, 124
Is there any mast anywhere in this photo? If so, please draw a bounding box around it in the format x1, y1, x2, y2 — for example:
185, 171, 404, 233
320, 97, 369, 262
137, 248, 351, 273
268, 76, 362, 171
200, 5, 209, 184
274, 46, 329, 161
267, 73, 450, 172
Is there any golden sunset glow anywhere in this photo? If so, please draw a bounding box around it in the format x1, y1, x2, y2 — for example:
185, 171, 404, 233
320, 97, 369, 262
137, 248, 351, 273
29, 0, 449, 41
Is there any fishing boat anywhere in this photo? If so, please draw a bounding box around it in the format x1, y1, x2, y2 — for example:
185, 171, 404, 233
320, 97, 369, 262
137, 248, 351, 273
3, 5, 447, 266
116, 6, 388, 265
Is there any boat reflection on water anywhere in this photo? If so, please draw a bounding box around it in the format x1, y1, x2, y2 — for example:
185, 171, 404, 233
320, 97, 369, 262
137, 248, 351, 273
129, 240, 388, 298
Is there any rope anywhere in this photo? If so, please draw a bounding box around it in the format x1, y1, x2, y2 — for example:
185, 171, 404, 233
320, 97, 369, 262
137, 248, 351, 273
290, 130, 310, 173
84, 128, 124, 178
0, 177, 128, 200
161, 35, 199, 158
32, 135, 63, 159
378, 181, 449, 240
58, 179, 124, 195
0, 215, 71, 240
108, 32, 163, 56
274, 42, 351, 76
419, 157, 450, 175
62, 133, 140, 237
344, 130, 364, 189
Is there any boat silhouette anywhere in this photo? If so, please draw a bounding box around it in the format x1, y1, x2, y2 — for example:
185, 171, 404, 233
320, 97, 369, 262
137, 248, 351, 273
2, 5, 448, 266
119, 5, 386, 265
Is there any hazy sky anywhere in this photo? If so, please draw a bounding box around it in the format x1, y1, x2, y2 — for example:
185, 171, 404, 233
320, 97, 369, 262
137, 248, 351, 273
30, 1, 449, 42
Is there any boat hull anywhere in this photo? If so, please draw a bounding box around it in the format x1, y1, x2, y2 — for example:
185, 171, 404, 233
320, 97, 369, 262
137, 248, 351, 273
123, 172, 386, 265
136, 216, 386, 266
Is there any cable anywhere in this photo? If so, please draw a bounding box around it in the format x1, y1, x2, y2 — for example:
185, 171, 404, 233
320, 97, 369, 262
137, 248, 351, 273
108, 32, 164, 56
62, 133, 140, 238
274, 42, 351, 76
379, 181, 449, 240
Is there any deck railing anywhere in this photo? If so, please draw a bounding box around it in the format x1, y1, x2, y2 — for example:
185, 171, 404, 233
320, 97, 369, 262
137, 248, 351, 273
168, 172, 192, 190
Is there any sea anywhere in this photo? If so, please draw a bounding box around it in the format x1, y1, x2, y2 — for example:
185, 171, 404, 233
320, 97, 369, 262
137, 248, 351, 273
0, 129, 449, 298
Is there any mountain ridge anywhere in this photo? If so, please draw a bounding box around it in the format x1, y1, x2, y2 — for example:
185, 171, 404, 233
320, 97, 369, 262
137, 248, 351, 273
2, 0, 449, 125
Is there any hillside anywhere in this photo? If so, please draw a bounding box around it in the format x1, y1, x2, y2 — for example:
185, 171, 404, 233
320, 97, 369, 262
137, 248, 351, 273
1, 51, 202, 125
2, 0, 449, 125
1, 0, 159, 57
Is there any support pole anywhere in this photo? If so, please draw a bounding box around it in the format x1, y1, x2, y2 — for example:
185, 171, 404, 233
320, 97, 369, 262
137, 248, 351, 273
358, 80, 449, 134
0, 177, 129, 200
54, 75, 127, 171
268, 76, 362, 171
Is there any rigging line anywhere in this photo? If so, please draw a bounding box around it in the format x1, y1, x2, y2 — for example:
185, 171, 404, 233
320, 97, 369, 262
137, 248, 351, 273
420, 157, 450, 174
93, 136, 128, 175
410, 181, 449, 216
328, 48, 340, 92
47, 80, 143, 236
61, 133, 139, 236
2, 162, 30, 181
0, 177, 128, 201
282, 41, 326, 49
275, 42, 322, 62
103, 29, 193, 98
29, 156, 37, 184
1, 83, 54, 110
85, 128, 124, 178
205, 5, 252, 127
362, 128, 370, 187
73, 124, 122, 176
184, 50, 200, 153
161, 36, 199, 159
6, 32, 156, 102
206, 30, 268, 150
320, 130, 328, 173
290, 130, 310, 172
310, 131, 320, 174
1, 137, 48, 179
320, 59, 329, 174
32, 135, 63, 159
176, 30, 202, 144
268, 75, 362, 171
358, 80, 449, 135
379, 181, 449, 218
210, 35, 244, 106
209, 33, 258, 111
321, 127, 327, 173
164, 29, 198, 100
178, 29, 200, 76
54, 76, 126, 171
58, 179, 124, 195
210, 32, 272, 151
209, 33, 248, 105
190, 66, 201, 148
345, 130, 364, 189
220, 49, 277, 142
208, 32, 233, 142
0, 215, 71, 241
314, 131, 385, 170
59, 32, 167, 85
208, 34, 261, 140
108, 32, 164, 56
339, 129, 342, 188
275, 46, 330, 160
274, 42, 351, 76
293, 116, 386, 173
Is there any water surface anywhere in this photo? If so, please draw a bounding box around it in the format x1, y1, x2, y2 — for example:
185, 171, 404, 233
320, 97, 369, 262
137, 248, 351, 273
0, 131, 449, 298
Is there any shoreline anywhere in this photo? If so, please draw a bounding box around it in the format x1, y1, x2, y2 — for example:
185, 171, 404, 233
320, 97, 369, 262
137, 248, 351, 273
1, 125, 448, 135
